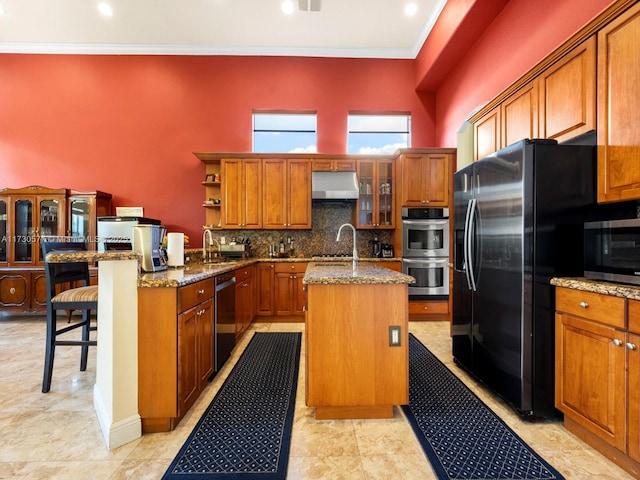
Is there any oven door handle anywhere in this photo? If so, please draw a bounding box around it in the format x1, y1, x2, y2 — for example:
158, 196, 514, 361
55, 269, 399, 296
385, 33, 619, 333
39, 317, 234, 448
464, 198, 477, 292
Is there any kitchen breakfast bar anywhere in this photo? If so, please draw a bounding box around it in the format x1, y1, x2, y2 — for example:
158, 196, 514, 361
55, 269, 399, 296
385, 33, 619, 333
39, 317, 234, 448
303, 262, 414, 420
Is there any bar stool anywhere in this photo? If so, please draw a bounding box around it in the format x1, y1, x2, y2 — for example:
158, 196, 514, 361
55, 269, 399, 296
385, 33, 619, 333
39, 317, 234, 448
41, 240, 98, 393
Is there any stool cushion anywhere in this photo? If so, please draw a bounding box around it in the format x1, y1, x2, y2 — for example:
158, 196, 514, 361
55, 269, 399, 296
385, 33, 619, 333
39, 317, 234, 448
52, 285, 98, 303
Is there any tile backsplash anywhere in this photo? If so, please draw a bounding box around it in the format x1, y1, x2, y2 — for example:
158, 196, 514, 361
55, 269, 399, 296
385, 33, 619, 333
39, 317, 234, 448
202, 202, 394, 259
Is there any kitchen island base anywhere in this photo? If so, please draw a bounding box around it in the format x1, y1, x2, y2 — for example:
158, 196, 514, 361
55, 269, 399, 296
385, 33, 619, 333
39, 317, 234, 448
304, 264, 413, 421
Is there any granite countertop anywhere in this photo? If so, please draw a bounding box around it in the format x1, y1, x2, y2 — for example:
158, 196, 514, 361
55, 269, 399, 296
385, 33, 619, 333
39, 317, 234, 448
551, 277, 640, 301
45, 251, 142, 263
303, 261, 414, 285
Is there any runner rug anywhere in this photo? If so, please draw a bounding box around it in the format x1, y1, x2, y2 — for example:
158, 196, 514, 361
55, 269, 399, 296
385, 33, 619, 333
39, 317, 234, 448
402, 334, 565, 480
162, 332, 301, 480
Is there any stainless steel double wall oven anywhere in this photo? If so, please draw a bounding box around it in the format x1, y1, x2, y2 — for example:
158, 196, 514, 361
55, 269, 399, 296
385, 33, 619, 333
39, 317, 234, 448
401, 207, 449, 298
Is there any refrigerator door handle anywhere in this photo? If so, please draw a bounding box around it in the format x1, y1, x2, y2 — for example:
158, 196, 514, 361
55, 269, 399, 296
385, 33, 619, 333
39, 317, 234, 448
466, 198, 478, 291
463, 198, 474, 290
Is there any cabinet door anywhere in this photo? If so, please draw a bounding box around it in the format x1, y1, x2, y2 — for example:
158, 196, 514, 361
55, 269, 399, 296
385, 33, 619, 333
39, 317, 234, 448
424, 154, 449, 206
287, 159, 312, 229
256, 263, 275, 315
502, 81, 538, 147
0, 271, 30, 309
262, 159, 288, 229
628, 332, 640, 462
31, 270, 47, 310
400, 154, 425, 206
597, 3, 640, 203
221, 159, 244, 229
243, 159, 263, 229
197, 299, 214, 386
292, 272, 306, 315
0, 199, 7, 264
178, 305, 199, 416
555, 312, 626, 451
474, 106, 501, 161
274, 272, 292, 315
539, 36, 596, 142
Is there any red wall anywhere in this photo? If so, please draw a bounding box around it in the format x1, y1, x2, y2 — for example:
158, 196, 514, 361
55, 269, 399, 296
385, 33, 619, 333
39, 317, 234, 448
432, 0, 617, 147
0, 55, 435, 241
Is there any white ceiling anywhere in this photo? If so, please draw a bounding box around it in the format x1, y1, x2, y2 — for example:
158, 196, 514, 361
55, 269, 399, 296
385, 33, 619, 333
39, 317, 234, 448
0, 0, 447, 58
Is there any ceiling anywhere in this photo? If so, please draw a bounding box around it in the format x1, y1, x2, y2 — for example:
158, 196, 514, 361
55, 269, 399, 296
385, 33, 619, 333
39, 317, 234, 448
0, 0, 447, 58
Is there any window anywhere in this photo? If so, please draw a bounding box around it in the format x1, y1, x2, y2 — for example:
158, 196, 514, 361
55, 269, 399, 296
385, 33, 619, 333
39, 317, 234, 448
347, 114, 411, 154
253, 113, 317, 153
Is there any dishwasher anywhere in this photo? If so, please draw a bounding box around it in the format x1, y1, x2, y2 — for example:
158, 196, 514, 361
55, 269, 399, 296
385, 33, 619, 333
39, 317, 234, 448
214, 272, 236, 372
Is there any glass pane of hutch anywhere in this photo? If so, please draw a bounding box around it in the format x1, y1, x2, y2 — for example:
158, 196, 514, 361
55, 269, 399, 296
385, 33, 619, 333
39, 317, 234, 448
377, 162, 393, 227
359, 162, 374, 226
39, 199, 60, 262
14, 199, 33, 262
0, 200, 6, 262
70, 199, 90, 237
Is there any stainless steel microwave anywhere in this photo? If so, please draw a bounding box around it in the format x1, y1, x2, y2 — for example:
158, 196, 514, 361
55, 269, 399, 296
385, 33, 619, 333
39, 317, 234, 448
584, 217, 640, 285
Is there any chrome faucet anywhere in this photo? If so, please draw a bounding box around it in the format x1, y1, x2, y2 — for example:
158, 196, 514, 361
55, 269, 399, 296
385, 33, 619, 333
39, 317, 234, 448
202, 229, 220, 263
336, 223, 358, 269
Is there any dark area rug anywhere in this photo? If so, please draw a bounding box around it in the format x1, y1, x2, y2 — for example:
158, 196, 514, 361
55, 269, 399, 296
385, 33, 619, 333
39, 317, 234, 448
402, 334, 565, 480
162, 332, 301, 480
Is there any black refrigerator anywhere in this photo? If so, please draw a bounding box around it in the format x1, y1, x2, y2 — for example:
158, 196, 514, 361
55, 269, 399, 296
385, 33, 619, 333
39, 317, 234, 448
452, 138, 598, 418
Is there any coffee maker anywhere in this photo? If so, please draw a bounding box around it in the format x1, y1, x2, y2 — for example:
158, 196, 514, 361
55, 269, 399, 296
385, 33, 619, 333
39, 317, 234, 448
132, 225, 168, 272
370, 237, 382, 258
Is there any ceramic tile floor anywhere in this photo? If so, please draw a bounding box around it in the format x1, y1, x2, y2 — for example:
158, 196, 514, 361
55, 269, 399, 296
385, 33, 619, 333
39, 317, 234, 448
0, 315, 633, 480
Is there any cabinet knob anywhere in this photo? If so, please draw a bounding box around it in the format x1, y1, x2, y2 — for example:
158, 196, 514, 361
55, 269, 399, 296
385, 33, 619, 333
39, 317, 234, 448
10, 287, 15, 295
198, 289, 205, 295
627, 343, 637, 350
579, 301, 589, 308
613, 339, 623, 346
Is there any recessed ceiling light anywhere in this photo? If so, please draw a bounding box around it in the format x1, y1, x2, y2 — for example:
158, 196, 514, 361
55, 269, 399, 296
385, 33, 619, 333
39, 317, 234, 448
404, 3, 418, 16
98, 2, 113, 17
281, 0, 295, 15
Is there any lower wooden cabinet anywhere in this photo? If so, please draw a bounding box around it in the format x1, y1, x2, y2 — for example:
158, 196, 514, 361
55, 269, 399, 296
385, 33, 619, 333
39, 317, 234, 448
256, 262, 275, 315
408, 300, 449, 320
274, 262, 307, 316
555, 287, 640, 477
0, 269, 47, 312
138, 278, 215, 433
235, 264, 255, 339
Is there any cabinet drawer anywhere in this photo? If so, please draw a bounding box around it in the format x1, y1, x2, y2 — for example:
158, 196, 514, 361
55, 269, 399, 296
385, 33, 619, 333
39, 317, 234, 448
274, 262, 308, 274
629, 299, 640, 334
556, 287, 625, 329
409, 300, 448, 315
234, 265, 254, 280
178, 279, 214, 313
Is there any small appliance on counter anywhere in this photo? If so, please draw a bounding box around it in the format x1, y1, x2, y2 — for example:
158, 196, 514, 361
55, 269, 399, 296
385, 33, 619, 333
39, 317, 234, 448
381, 243, 394, 258
219, 238, 251, 259
370, 238, 382, 258
97, 216, 161, 252
132, 224, 167, 272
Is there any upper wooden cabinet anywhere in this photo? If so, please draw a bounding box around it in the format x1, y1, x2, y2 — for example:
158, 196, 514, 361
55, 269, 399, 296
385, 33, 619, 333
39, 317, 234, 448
474, 106, 501, 161
399, 153, 451, 207
221, 158, 262, 229
538, 36, 596, 142
311, 159, 356, 172
356, 159, 395, 229
597, 2, 640, 203
502, 81, 538, 148
262, 158, 312, 229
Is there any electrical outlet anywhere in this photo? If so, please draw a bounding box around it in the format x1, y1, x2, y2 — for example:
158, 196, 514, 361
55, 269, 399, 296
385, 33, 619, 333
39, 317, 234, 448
389, 326, 401, 346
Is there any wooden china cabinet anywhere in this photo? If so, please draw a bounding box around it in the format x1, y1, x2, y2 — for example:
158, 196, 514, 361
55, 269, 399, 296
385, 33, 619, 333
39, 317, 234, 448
0, 186, 112, 313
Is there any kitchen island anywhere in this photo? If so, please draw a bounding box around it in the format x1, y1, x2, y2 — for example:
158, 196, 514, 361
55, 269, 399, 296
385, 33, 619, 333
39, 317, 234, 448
303, 262, 414, 420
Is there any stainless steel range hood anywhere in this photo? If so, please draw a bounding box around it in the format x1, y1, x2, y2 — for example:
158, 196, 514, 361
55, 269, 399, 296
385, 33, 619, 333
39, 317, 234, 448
311, 171, 359, 200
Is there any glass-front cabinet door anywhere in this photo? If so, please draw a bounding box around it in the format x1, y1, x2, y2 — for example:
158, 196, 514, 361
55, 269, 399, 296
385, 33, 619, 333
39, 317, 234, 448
356, 159, 395, 229
69, 198, 90, 238
38, 197, 62, 262
13, 198, 33, 264
0, 199, 7, 263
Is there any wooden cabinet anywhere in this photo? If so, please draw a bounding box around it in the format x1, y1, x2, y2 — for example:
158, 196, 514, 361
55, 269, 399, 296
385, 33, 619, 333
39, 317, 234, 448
262, 158, 312, 229
399, 153, 451, 207
409, 300, 449, 320
502, 81, 538, 148
597, 2, 640, 203
138, 278, 215, 433
274, 262, 307, 316
201, 157, 223, 229
555, 287, 640, 477
235, 264, 255, 339
538, 36, 596, 142
256, 262, 275, 316
356, 159, 395, 229
312, 159, 356, 171
0, 186, 111, 313
221, 158, 262, 229
474, 106, 501, 161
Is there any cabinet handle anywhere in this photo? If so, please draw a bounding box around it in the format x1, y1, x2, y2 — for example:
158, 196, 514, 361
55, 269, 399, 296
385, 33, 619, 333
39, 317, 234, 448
613, 339, 623, 346
579, 301, 589, 308
198, 289, 205, 295
627, 343, 637, 350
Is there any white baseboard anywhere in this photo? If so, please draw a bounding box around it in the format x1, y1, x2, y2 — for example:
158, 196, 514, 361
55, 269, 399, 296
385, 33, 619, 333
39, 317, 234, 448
94, 383, 142, 450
